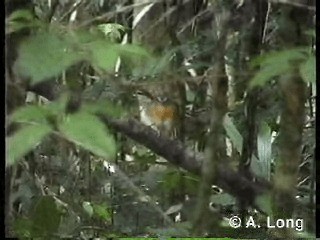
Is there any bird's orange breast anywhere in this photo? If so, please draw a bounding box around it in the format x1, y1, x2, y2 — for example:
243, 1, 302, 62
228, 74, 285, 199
148, 104, 176, 125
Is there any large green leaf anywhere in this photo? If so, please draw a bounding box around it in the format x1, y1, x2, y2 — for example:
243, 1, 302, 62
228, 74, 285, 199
250, 48, 309, 88
15, 32, 83, 84
249, 63, 292, 88
10, 105, 51, 124
31, 196, 61, 236
300, 55, 315, 83
7, 124, 52, 166
6, 9, 40, 34
58, 112, 116, 160
87, 41, 119, 71
250, 48, 308, 67
223, 114, 243, 153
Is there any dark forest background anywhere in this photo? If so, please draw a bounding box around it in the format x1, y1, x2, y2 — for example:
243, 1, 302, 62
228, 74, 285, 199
5, 0, 315, 238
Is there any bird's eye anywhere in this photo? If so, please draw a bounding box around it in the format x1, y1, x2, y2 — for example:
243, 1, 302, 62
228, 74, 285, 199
157, 96, 168, 103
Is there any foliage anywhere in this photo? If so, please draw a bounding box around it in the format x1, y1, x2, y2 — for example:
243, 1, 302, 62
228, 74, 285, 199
250, 47, 315, 88
6, 1, 315, 239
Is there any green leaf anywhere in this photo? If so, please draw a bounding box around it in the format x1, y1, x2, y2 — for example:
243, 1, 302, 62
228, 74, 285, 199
13, 217, 33, 238
82, 100, 125, 118
87, 41, 119, 71
15, 32, 83, 84
304, 29, 315, 38
250, 48, 308, 68
300, 55, 315, 83
223, 114, 243, 153
210, 193, 235, 206
117, 44, 150, 60
93, 203, 111, 221
8, 9, 35, 22
97, 23, 125, 41
82, 201, 94, 217
7, 124, 52, 166
249, 63, 292, 88
31, 196, 61, 236
10, 105, 51, 124
58, 112, 116, 160
249, 48, 309, 88
257, 122, 272, 180
45, 93, 69, 116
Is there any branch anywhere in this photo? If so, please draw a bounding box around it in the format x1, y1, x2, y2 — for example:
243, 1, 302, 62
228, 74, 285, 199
98, 114, 271, 204
266, 0, 315, 11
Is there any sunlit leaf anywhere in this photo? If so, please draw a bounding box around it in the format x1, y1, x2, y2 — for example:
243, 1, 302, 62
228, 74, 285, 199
300, 55, 315, 83
98, 23, 125, 41
58, 112, 116, 160
7, 124, 52, 166
15, 32, 83, 84
223, 114, 243, 153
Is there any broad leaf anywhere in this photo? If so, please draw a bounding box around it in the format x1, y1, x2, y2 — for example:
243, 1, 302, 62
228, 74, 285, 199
87, 41, 119, 71
250, 48, 309, 88
249, 63, 292, 88
31, 196, 61, 236
250, 48, 308, 67
15, 32, 83, 84
10, 105, 51, 124
93, 203, 111, 221
7, 124, 52, 166
8, 9, 35, 22
58, 112, 116, 160
223, 114, 243, 153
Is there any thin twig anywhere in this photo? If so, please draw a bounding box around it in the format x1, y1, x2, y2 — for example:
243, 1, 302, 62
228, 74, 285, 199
78, 0, 163, 28
267, 0, 315, 11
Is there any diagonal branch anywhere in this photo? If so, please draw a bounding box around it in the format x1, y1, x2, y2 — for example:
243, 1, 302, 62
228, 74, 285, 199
98, 114, 271, 204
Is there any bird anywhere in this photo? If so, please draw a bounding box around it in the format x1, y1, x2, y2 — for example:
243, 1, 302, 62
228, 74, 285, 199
136, 89, 180, 137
